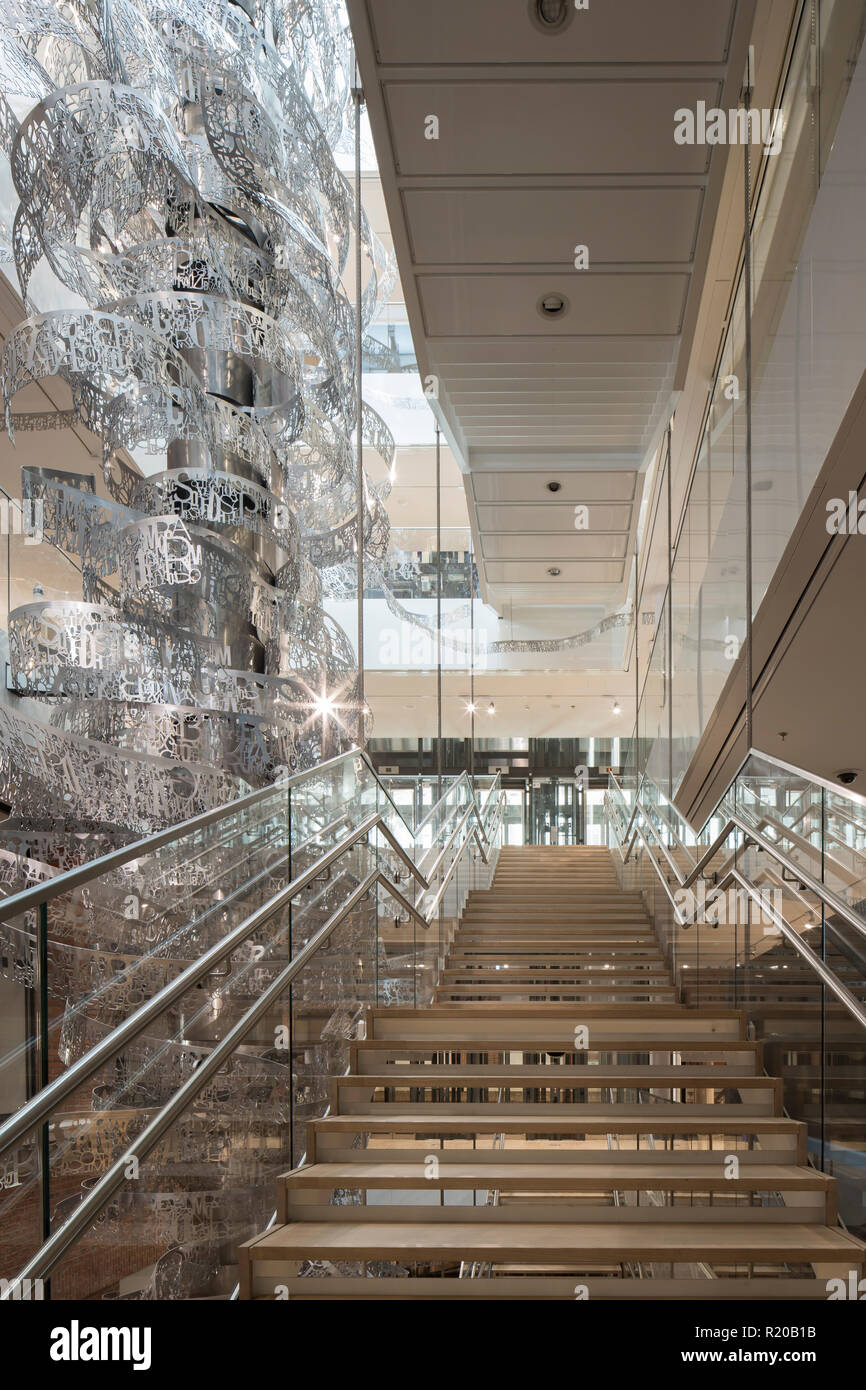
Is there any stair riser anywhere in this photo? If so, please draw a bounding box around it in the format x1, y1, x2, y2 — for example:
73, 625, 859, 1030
351, 1043, 761, 1071
280, 1198, 829, 1225
433, 991, 679, 1002
448, 953, 665, 961
246, 1274, 844, 1301
309, 1121, 805, 1166
335, 1099, 780, 1117
440, 975, 672, 984
370, 1017, 744, 1043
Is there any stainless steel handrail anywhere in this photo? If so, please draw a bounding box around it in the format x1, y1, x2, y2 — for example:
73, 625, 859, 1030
0, 811, 375, 1162
613, 769, 866, 940
0, 803, 457, 1165
606, 783, 866, 1035
414, 770, 502, 841
729, 805, 866, 946
0, 785, 506, 1297
0, 746, 417, 924
415, 791, 494, 890
2, 869, 382, 1293
742, 748, 866, 813
0, 812, 369, 1080
713, 866, 866, 1033
413, 770, 473, 837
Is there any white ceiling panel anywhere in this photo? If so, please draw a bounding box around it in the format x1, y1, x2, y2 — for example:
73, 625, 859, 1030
417, 272, 690, 338
403, 187, 704, 266
484, 560, 625, 585
472, 471, 638, 504
477, 503, 634, 532
367, 0, 736, 66
480, 533, 629, 560
384, 81, 719, 178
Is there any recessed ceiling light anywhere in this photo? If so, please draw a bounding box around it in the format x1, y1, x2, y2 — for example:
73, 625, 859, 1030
612, 701, 621, 716
547, 480, 562, 493
548, 567, 561, 576
487, 701, 496, 716
529, 0, 573, 32
538, 292, 569, 319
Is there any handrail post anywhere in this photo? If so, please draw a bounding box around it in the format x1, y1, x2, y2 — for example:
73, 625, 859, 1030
38, 901, 50, 1301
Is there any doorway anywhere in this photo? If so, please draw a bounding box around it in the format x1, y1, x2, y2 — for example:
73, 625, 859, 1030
528, 779, 585, 844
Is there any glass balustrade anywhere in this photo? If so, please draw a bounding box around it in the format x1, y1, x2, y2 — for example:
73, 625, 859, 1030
607, 757, 866, 1242
0, 756, 503, 1299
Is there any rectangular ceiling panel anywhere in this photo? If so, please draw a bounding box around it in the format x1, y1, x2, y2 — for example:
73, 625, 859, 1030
481, 533, 629, 560
384, 81, 719, 177
484, 561, 625, 585
417, 272, 690, 337
472, 471, 638, 503
403, 187, 704, 266
368, 0, 735, 66
477, 503, 633, 532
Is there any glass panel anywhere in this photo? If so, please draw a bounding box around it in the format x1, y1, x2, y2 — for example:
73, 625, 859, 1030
641, 590, 669, 794
750, 0, 866, 616
644, 1, 866, 799
0, 754, 504, 1295
825, 973, 866, 1242
670, 268, 746, 788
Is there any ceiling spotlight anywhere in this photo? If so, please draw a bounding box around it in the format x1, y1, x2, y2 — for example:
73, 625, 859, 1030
530, 0, 572, 32
547, 566, 561, 577
466, 702, 477, 715
547, 480, 562, 493
487, 701, 496, 716
612, 701, 621, 716
538, 292, 569, 319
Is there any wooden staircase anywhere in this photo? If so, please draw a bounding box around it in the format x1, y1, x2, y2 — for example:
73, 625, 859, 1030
239, 846, 866, 1299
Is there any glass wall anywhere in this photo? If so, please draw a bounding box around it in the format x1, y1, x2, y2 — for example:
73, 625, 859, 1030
638, 0, 866, 797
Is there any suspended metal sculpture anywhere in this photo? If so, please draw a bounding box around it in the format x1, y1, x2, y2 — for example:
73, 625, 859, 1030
0, 0, 397, 846
0, 0, 395, 1300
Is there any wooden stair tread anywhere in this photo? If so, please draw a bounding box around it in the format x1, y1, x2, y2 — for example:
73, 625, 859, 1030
244, 1220, 865, 1262
282, 1161, 828, 1190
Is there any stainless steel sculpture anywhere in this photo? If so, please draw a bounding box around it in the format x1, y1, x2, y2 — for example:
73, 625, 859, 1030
0, 0, 394, 842
0, 0, 396, 1299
